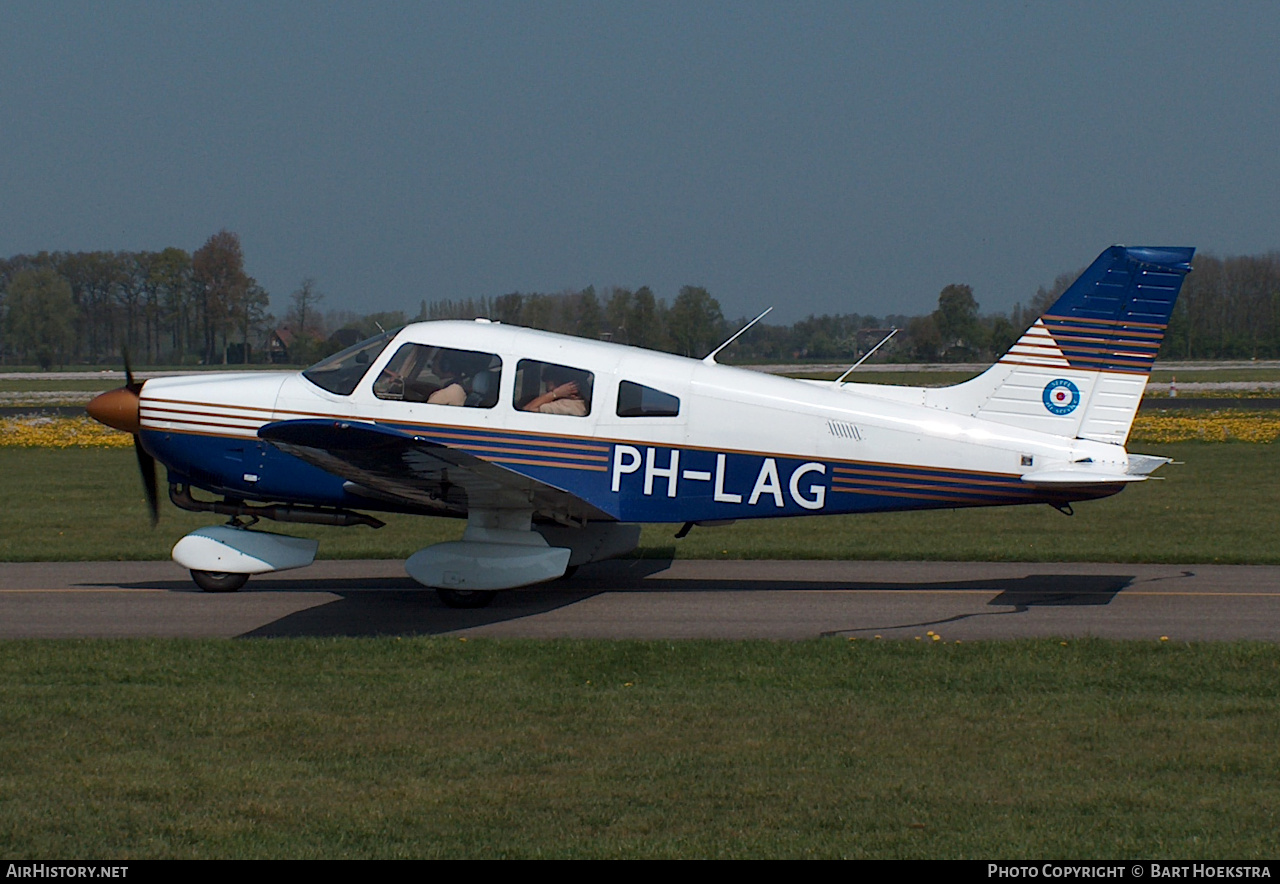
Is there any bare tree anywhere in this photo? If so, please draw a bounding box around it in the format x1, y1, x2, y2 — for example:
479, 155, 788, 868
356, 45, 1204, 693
289, 277, 324, 338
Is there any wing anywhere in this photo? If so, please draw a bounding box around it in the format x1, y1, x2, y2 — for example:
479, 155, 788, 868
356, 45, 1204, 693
258, 419, 612, 522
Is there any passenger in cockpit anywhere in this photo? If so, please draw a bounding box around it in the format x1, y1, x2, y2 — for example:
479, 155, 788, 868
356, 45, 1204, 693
522, 365, 590, 416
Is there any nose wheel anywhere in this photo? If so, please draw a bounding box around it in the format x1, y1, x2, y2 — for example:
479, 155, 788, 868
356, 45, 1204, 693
190, 570, 250, 593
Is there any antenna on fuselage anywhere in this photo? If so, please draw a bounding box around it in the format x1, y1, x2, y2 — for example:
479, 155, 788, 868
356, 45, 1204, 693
831, 328, 899, 387
702, 307, 773, 365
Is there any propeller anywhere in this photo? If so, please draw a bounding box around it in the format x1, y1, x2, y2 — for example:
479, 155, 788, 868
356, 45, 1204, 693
124, 350, 143, 394
86, 349, 159, 526
133, 427, 160, 527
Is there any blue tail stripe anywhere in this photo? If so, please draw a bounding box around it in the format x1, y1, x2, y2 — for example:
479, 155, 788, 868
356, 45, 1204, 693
1040, 245, 1194, 374
1049, 245, 1194, 327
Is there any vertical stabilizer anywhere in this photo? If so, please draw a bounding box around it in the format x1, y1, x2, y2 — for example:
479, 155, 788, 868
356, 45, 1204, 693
925, 246, 1194, 443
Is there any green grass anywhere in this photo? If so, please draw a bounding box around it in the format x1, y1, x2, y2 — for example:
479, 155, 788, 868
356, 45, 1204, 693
0, 379, 121, 393
1150, 368, 1280, 383
0, 442, 1274, 564
0, 370, 294, 395
1, 638, 1276, 858
0, 446, 462, 562
3, 437, 1276, 859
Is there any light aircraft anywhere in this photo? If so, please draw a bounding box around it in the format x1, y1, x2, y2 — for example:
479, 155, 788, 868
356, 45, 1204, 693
87, 245, 1194, 608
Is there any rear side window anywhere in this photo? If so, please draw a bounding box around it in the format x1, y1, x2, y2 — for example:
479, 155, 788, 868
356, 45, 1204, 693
616, 381, 680, 417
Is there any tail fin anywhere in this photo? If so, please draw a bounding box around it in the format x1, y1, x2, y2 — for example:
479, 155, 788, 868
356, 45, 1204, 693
926, 246, 1194, 444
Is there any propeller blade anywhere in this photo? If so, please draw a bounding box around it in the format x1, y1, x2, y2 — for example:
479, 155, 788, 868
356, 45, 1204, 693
123, 347, 142, 394
134, 437, 159, 526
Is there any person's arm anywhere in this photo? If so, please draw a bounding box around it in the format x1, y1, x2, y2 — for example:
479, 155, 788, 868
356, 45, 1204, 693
522, 381, 578, 412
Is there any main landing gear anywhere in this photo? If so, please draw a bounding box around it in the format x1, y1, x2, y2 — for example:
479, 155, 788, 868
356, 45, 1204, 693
171, 510, 635, 606
189, 570, 250, 593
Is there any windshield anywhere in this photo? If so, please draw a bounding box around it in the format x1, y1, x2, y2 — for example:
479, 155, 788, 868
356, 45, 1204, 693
301, 330, 398, 395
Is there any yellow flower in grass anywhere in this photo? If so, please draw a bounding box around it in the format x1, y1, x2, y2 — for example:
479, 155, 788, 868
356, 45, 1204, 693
0, 416, 134, 448
1130, 411, 1280, 444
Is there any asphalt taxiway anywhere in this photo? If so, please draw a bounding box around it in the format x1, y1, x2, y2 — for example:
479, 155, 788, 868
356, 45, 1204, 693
1, 559, 1277, 641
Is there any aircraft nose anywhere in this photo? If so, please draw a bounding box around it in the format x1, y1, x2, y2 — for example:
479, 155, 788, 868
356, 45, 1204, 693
86, 386, 142, 434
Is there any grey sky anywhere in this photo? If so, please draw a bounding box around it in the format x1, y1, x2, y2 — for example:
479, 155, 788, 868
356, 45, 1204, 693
2, 1, 1277, 324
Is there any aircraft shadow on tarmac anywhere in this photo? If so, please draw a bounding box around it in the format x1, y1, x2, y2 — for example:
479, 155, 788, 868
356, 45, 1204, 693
819, 573, 1138, 638
87, 562, 1137, 639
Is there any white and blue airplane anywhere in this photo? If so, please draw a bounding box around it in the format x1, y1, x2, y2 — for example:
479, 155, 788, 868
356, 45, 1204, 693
87, 245, 1194, 607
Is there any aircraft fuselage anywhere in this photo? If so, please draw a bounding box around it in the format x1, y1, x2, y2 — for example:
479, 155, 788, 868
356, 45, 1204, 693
137, 320, 1128, 524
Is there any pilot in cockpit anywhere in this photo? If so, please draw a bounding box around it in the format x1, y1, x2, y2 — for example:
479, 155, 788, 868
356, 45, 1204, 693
374, 345, 463, 405
423, 351, 466, 405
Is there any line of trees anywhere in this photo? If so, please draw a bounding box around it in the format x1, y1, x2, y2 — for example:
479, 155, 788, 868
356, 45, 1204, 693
416, 284, 732, 359
3, 233, 1278, 368
0, 231, 266, 368
351, 253, 1280, 365
1165, 253, 1280, 359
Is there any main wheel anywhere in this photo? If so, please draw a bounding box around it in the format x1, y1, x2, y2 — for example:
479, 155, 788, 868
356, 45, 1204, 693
190, 570, 249, 593
436, 588, 497, 609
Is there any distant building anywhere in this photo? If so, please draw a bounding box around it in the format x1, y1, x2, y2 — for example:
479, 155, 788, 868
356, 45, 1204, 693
266, 327, 296, 364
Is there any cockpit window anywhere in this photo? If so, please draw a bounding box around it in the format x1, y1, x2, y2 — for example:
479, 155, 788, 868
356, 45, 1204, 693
301, 330, 397, 395
373, 344, 502, 408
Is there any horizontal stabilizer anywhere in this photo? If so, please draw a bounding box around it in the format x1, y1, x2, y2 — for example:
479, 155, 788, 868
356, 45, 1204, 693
1018, 452, 1172, 488
1125, 453, 1173, 477
1019, 468, 1145, 487
1019, 452, 1172, 486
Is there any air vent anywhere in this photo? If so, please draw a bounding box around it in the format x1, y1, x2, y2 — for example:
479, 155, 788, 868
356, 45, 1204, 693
827, 420, 862, 441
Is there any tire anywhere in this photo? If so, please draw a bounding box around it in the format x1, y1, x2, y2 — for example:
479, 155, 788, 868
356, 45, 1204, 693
436, 588, 497, 609
190, 570, 249, 593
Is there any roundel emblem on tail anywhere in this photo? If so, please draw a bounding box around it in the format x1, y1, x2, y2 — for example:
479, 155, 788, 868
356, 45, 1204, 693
1042, 378, 1080, 415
